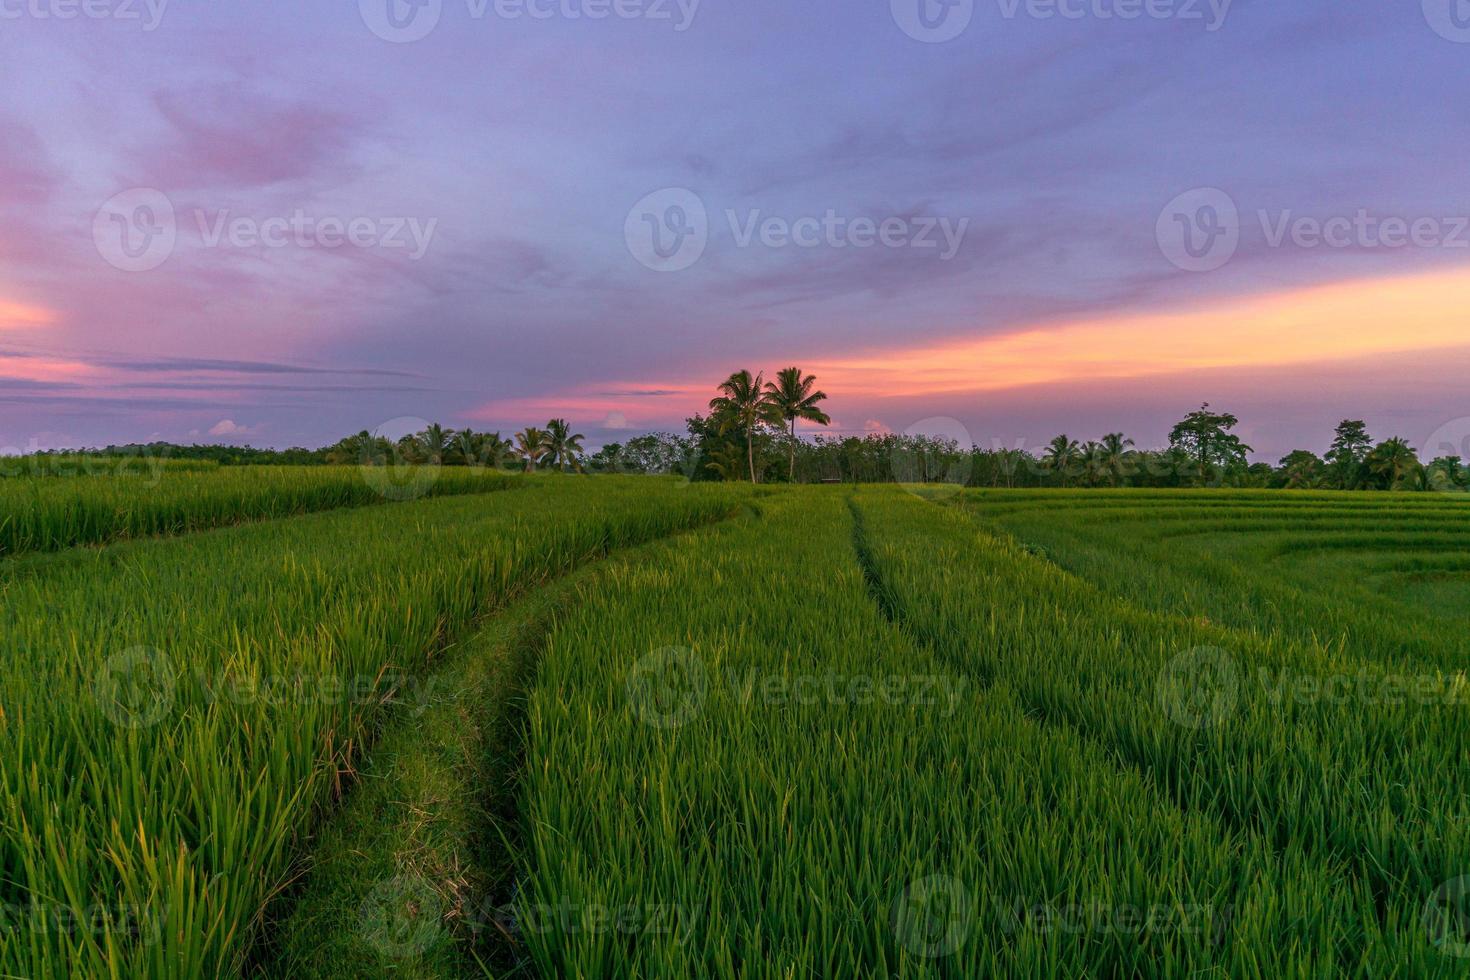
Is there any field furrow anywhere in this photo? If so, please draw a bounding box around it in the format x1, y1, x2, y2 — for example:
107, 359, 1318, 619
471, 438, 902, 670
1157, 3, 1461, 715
854, 489, 1469, 971
0, 477, 745, 978
510, 490, 1388, 976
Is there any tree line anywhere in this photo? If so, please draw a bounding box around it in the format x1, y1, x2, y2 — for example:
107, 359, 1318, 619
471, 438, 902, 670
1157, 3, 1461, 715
14, 373, 1466, 492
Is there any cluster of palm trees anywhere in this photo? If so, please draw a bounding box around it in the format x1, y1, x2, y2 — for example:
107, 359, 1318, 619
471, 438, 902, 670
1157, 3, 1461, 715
1041, 433, 1138, 487
326, 419, 587, 472
708, 367, 831, 483
511, 419, 587, 472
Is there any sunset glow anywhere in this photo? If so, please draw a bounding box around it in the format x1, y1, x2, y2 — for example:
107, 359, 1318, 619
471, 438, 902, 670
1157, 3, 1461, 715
811, 267, 1470, 399
0, 299, 56, 330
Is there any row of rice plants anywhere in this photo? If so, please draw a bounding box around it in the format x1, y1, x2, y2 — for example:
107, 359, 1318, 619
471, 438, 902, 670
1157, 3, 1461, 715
0, 465, 518, 558
511, 489, 1369, 977
962, 491, 1470, 672
0, 477, 744, 978
854, 490, 1470, 971
0, 455, 221, 479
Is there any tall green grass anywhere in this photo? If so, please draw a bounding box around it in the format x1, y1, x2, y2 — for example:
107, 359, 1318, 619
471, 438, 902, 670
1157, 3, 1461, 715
855, 489, 1469, 972
0, 477, 744, 978
0, 465, 519, 558
510, 489, 1383, 976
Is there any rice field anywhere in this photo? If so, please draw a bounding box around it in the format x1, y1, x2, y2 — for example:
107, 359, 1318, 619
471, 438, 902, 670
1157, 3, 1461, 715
1, 475, 1468, 977
0, 465, 516, 558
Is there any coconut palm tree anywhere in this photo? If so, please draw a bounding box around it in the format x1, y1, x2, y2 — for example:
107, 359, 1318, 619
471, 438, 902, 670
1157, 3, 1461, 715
543, 418, 587, 473
703, 444, 746, 482
709, 369, 783, 483
1043, 435, 1081, 487
415, 423, 451, 464
763, 367, 831, 483
1368, 437, 1420, 490
326, 430, 388, 466
1097, 432, 1136, 487
514, 427, 549, 472
455, 429, 513, 469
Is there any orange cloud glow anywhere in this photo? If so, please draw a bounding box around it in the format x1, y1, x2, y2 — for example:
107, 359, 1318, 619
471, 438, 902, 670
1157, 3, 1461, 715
472, 267, 1470, 428
0, 299, 57, 330
812, 266, 1470, 398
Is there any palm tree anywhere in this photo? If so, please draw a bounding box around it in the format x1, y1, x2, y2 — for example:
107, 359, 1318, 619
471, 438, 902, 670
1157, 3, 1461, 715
415, 423, 451, 464
709, 369, 783, 483
1368, 437, 1419, 490
1043, 435, 1081, 487
455, 429, 513, 469
703, 444, 746, 482
543, 418, 587, 473
1080, 441, 1104, 488
1096, 433, 1135, 487
514, 427, 549, 472
326, 430, 387, 466
763, 367, 831, 483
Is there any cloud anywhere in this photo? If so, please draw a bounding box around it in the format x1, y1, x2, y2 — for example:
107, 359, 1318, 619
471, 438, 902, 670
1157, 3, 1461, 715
208, 419, 256, 436
107, 356, 425, 378
602, 411, 630, 430
143, 85, 366, 190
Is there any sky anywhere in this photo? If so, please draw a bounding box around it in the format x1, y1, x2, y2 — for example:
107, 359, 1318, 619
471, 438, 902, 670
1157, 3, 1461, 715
3, 0, 1470, 460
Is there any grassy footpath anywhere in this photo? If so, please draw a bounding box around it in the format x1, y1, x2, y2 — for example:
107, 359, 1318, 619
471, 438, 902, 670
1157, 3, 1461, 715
854, 489, 1468, 973
256, 513, 749, 978
0, 465, 517, 558
0, 477, 745, 979
508, 488, 1367, 976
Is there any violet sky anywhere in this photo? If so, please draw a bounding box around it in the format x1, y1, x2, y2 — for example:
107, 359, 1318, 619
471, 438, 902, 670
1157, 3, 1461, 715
3, 0, 1470, 460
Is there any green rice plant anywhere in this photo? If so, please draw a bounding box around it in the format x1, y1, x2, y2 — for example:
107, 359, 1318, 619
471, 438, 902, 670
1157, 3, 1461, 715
0, 477, 745, 978
512, 488, 1377, 977
0, 454, 221, 479
0, 465, 521, 558
855, 489, 1470, 972
959, 490, 1470, 671
258, 532, 716, 979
